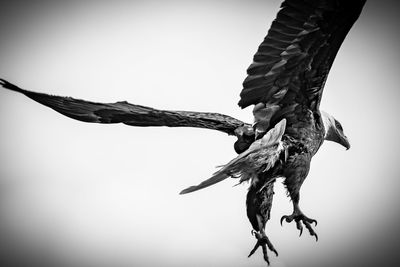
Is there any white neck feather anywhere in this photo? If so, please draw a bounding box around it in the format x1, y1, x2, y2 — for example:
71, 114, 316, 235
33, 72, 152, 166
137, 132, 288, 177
320, 110, 336, 139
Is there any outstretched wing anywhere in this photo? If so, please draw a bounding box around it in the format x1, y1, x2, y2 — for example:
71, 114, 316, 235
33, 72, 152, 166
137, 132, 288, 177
0, 79, 246, 136
239, 0, 366, 114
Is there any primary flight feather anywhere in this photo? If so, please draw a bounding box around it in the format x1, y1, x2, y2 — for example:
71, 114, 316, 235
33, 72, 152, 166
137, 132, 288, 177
0, 0, 366, 264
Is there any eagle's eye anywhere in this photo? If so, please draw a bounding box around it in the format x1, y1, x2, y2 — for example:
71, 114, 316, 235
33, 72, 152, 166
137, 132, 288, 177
335, 122, 343, 132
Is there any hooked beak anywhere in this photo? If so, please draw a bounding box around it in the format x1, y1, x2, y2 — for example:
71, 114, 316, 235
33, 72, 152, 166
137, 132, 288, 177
341, 136, 351, 150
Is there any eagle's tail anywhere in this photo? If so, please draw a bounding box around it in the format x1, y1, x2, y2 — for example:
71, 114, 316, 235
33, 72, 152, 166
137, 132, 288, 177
180, 119, 286, 194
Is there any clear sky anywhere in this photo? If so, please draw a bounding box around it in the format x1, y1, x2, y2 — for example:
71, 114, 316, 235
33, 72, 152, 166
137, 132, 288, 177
0, 1, 399, 267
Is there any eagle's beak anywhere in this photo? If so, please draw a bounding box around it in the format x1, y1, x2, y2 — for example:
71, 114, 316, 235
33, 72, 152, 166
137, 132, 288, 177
342, 136, 351, 150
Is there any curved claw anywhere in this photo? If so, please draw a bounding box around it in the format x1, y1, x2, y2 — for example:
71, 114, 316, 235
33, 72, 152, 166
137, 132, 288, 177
248, 231, 278, 265
281, 212, 318, 240
261, 244, 270, 265
303, 220, 318, 241
271, 246, 279, 257
305, 217, 318, 226
280, 215, 292, 225
248, 241, 260, 258
296, 220, 303, 236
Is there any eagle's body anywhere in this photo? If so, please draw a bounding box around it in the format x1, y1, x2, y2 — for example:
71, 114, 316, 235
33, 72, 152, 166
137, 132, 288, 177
246, 110, 326, 258
282, 109, 325, 203
0, 0, 366, 265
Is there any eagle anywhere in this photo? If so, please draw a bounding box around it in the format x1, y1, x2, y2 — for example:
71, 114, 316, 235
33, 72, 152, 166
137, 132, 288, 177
0, 0, 365, 264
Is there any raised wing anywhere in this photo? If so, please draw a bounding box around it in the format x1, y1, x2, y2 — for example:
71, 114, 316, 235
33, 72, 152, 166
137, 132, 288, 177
0, 79, 246, 135
239, 0, 366, 111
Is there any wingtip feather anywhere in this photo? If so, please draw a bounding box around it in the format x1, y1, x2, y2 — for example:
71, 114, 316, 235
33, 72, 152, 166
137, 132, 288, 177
0, 78, 24, 94
179, 187, 196, 195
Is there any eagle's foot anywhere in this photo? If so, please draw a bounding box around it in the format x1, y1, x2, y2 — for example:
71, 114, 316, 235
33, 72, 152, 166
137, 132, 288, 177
280, 212, 318, 241
248, 230, 278, 265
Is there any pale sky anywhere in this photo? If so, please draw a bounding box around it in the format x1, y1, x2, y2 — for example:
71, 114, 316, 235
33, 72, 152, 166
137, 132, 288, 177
0, 1, 400, 267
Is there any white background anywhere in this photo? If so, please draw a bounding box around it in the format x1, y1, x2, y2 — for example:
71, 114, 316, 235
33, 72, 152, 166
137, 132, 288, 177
0, 1, 399, 266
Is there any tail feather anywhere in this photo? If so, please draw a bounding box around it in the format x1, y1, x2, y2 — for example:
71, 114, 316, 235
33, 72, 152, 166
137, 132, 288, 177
180, 119, 286, 194
179, 172, 229, 194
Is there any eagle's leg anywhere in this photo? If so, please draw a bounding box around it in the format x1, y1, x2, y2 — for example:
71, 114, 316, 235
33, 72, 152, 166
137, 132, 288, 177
246, 177, 278, 265
280, 192, 318, 241
280, 155, 318, 240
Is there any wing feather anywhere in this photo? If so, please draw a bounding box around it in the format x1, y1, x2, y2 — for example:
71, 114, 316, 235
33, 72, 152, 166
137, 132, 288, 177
0, 79, 246, 135
238, 0, 366, 110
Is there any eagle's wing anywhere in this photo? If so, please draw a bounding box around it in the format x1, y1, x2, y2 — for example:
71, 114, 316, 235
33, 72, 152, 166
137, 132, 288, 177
0, 79, 246, 136
239, 0, 365, 123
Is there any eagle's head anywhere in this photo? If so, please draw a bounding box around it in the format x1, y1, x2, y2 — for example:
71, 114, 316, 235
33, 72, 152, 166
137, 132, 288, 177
321, 111, 350, 150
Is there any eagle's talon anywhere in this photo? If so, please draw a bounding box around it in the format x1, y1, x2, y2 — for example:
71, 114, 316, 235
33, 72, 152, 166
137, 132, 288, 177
270, 245, 278, 257
303, 221, 318, 241
280, 212, 318, 239
280, 215, 292, 225
296, 220, 303, 236
263, 254, 270, 265
248, 231, 278, 265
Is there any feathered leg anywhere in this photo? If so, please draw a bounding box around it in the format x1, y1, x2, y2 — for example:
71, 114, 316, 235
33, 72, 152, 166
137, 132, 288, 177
280, 155, 318, 240
246, 174, 278, 265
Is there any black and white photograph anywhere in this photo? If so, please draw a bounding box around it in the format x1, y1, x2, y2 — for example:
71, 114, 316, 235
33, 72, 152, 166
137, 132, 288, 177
0, 0, 399, 266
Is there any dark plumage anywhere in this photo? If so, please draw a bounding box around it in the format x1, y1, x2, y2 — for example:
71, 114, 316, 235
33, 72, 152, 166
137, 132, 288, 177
0, 0, 365, 264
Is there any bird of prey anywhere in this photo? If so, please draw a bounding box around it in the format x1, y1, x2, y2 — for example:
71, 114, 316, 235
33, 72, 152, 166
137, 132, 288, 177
0, 0, 366, 264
